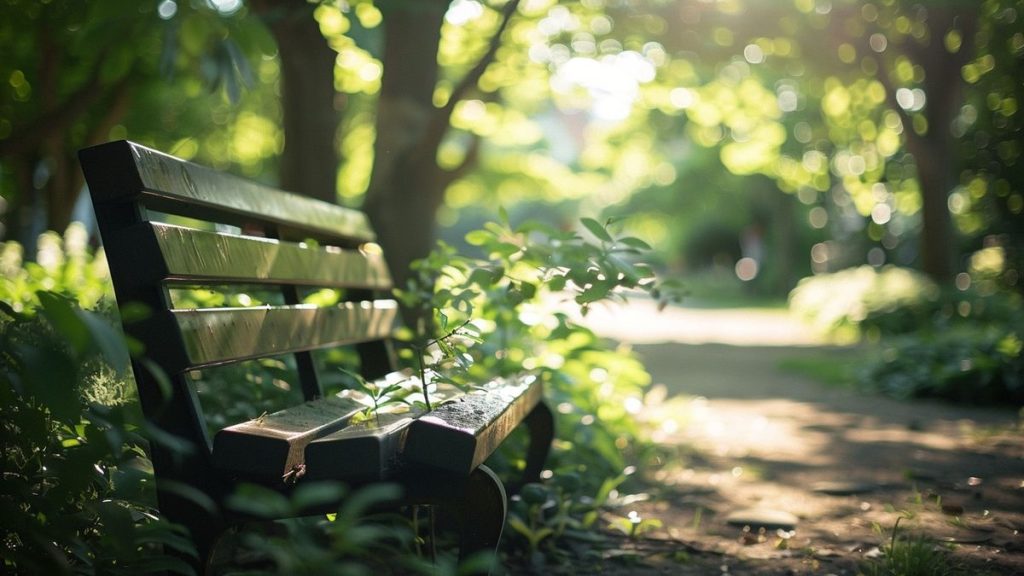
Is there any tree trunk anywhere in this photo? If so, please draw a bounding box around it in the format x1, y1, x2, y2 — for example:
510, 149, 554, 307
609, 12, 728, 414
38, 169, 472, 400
363, 0, 451, 292
904, 9, 974, 282
254, 0, 340, 203
889, 7, 976, 283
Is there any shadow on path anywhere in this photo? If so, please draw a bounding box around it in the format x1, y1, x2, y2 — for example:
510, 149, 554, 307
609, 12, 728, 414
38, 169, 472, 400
576, 303, 1024, 575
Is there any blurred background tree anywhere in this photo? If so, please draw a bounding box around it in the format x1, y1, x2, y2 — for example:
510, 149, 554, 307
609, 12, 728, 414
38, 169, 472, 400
1, 0, 1022, 298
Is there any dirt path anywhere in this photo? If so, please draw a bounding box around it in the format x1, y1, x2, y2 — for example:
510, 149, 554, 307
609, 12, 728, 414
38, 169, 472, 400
575, 302, 1024, 575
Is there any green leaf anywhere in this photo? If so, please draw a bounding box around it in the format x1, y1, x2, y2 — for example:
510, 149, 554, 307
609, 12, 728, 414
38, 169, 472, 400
226, 484, 292, 518
465, 230, 492, 246
292, 482, 347, 511
581, 217, 613, 243
78, 308, 130, 374
336, 483, 403, 521
575, 282, 612, 304
37, 291, 90, 356
134, 523, 199, 558
507, 514, 532, 538
493, 242, 521, 258
491, 266, 506, 284
618, 237, 652, 251
468, 267, 497, 287
14, 340, 79, 422
138, 357, 173, 401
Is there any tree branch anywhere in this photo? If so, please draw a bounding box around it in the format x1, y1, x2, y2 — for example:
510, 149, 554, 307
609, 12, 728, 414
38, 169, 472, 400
0, 48, 112, 157
72, 77, 135, 195
417, 0, 520, 163
438, 133, 482, 189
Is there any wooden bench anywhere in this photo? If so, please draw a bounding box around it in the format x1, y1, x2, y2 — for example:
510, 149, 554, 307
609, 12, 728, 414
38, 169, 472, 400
78, 140, 554, 572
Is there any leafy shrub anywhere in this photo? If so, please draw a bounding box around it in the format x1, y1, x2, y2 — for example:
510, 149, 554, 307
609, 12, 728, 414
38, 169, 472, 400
0, 292, 197, 574
399, 216, 674, 480
2, 217, 676, 572
0, 229, 413, 574
790, 265, 1024, 404
397, 215, 678, 567
0, 222, 112, 312
220, 482, 437, 575
860, 326, 1024, 404
788, 265, 940, 340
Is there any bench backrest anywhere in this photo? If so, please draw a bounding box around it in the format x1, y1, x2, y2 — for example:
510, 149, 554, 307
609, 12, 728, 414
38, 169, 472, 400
79, 140, 398, 499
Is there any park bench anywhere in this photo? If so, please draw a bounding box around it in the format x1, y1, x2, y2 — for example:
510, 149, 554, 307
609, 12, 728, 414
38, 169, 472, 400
78, 140, 554, 572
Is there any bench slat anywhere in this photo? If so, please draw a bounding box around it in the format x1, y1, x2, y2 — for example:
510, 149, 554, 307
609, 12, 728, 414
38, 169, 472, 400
304, 377, 465, 482
80, 140, 375, 244
303, 412, 417, 482
212, 394, 365, 481
144, 222, 391, 289
174, 301, 397, 369
402, 376, 543, 475
213, 372, 461, 481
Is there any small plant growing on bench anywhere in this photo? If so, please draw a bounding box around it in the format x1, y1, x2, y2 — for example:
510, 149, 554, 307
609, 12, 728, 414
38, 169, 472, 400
341, 368, 411, 424
408, 317, 481, 411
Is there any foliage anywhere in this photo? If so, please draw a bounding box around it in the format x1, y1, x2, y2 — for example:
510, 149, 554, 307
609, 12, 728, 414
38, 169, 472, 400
0, 222, 113, 312
396, 214, 679, 567
1, 217, 677, 571
789, 264, 1024, 404
0, 0, 280, 246
860, 516, 961, 576
0, 291, 197, 574
0, 225, 198, 574
220, 482, 441, 575
789, 265, 940, 340
861, 326, 1024, 404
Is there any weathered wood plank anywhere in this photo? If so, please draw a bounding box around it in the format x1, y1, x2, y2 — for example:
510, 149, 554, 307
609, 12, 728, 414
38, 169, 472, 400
212, 394, 365, 481
139, 222, 391, 289
174, 301, 397, 370
213, 372, 462, 482
304, 377, 465, 481
79, 140, 375, 243
402, 376, 543, 475
303, 412, 416, 482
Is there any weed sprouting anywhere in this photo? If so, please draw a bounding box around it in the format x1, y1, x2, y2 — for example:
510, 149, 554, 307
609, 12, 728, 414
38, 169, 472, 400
860, 515, 961, 576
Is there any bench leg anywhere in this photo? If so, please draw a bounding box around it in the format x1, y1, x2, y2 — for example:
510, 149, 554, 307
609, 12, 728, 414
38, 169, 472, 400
456, 464, 507, 571
508, 402, 554, 494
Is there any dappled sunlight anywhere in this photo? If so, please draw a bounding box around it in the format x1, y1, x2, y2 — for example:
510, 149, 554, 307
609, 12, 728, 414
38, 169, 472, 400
572, 301, 1024, 571
572, 298, 828, 346
652, 396, 836, 467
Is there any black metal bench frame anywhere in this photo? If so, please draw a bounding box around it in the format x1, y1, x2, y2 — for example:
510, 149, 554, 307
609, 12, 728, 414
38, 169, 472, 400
79, 140, 554, 573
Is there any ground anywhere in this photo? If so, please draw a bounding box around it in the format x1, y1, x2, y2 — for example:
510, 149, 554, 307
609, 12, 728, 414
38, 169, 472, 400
555, 301, 1024, 575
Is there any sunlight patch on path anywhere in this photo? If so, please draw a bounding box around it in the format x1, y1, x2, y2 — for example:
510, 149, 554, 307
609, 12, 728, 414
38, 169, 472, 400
573, 300, 828, 346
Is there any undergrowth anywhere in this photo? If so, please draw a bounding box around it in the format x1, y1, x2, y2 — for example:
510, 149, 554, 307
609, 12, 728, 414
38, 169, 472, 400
1, 217, 679, 574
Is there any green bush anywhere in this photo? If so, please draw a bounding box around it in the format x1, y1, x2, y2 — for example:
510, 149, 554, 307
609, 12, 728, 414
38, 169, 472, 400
861, 326, 1024, 404
790, 265, 1024, 405
396, 215, 679, 568
0, 223, 113, 312
0, 226, 198, 574
1, 218, 676, 572
789, 265, 940, 341
0, 292, 197, 574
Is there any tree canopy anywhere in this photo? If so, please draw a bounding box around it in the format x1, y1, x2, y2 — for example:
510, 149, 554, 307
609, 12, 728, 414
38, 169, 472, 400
1, 0, 1021, 295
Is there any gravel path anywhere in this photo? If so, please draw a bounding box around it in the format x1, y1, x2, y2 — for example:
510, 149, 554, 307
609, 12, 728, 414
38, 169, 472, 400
571, 302, 1024, 575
